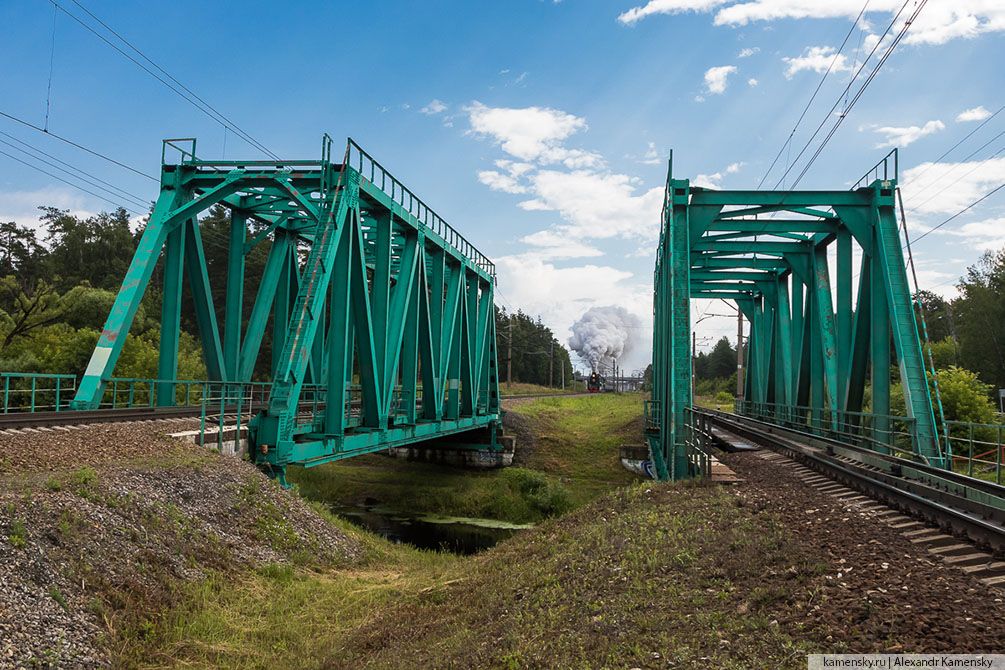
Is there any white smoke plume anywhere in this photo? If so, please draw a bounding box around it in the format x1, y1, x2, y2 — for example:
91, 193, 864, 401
568, 306, 640, 370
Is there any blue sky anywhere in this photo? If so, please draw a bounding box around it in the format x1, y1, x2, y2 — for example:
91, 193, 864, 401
1, 0, 1002, 372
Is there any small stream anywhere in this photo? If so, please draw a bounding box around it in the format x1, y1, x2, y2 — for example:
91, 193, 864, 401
329, 503, 534, 555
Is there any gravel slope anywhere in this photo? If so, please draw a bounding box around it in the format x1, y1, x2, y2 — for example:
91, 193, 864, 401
0, 422, 361, 669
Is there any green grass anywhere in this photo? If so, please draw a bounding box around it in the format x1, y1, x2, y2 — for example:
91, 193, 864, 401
499, 381, 585, 395
290, 459, 572, 524
513, 393, 643, 491
152, 480, 829, 670
288, 393, 644, 523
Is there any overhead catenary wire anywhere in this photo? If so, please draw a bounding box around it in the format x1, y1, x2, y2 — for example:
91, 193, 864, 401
906, 140, 1005, 214
910, 182, 1005, 245
0, 109, 157, 181
0, 146, 143, 215
757, 0, 872, 189
772, 0, 921, 190
0, 131, 150, 209
902, 103, 1005, 188
50, 0, 279, 160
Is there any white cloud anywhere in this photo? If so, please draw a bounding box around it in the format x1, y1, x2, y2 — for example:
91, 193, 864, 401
901, 157, 1005, 215
782, 45, 853, 78
957, 105, 992, 122
871, 119, 945, 148
641, 141, 662, 165
494, 254, 653, 370
0, 186, 100, 234
465, 101, 603, 168
726, 161, 744, 173
420, 99, 447, 115
943, 217, 1005, 252
738, 46, 760, 57
477, 170, 528, 194
693, 172, 723, 188
747, 77, 758, 87
518, 169, 664, 240
704, 65, 737, 94
618, 1, 1005, 46
694, 94, 706, 103
618, 0, 731, 25
520, 228, 605, 260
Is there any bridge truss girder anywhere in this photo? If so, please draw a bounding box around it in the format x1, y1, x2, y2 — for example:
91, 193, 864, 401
72, 137, 501, 481
648, 154, 943, 480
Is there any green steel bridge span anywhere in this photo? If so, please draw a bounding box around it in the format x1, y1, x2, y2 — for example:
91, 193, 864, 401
646, 150, 967, 482
61, 136, 502, 485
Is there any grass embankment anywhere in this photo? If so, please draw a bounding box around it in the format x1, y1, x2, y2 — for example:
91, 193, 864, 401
158, 480, 828, 669
288, 393, 644, 523
500, 381, 585, 395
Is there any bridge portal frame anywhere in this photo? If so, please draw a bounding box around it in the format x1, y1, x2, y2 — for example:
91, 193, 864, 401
647, 151, 944, 480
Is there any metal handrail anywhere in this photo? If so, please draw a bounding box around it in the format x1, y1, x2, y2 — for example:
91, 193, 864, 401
347, 139, 496, 279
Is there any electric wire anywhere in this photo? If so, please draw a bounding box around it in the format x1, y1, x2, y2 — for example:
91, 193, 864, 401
787, 0, 927, 190
44, 3, 57, 132
0, 109, 157, 181
772, 0, 917, 190
903, 103, 1004, 188
910, 182, 1005, 245
906, 141, 1005, 214
49, 0, 279, 160
0, 146, 143, 215
757, 0, 872, 189
0, 131, 150, 208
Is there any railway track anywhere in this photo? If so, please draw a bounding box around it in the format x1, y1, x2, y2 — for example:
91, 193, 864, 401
0, 392, 593, 431
697, 407, 1005, 585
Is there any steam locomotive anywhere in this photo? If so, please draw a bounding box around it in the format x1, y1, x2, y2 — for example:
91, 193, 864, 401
587, 372, 604, 393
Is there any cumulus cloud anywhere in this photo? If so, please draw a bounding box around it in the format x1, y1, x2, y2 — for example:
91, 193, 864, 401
617, 1, 1005, 46
782, 45, 853, 78
871, 120, 945, 148
693, 172, 723, 188
641, 141, 663, 165
420, 99, 447, 115
943, 217, 1005, 252
957, 106, 992, 122
738, 46, 760, 58
465, 101, 603, 168
726, 161, 744, 173
747, 77, 759, 87
520, 228, 605, 261
704, 65, 737, 94
901, 157, 1005, 216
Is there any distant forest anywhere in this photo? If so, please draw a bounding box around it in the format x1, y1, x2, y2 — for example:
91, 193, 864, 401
0, 206, 575, 388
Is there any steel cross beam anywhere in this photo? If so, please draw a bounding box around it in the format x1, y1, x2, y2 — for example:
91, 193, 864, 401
71, 137, 501, 483
647, 149, 944, 482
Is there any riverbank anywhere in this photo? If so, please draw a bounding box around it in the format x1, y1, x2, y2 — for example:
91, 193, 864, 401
287, 393, 644, 524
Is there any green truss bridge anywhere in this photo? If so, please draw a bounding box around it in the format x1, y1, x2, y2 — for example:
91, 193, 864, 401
60, 136, 502, 484
644, 150, 1005, 482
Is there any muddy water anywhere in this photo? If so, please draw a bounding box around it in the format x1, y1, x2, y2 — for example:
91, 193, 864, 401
329, 503, 533, 554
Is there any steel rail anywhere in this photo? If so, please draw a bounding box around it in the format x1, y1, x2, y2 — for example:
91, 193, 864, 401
696, 408, 1005, 554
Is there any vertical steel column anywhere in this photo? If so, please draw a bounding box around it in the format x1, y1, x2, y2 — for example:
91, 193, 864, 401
157, 222, 186, 406
224, 211, 246, 381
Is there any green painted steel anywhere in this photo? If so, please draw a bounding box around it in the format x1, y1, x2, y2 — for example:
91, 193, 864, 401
648, 150, 947, 480
70, 137, 501, 482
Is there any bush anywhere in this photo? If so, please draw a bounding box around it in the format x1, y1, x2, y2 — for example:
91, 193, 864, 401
714, 391, 733, 407
501, 468, 573, 518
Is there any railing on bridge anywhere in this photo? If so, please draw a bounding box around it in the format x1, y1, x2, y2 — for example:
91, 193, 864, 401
1, 373, 77, 413
735, 399, 1005, 484
684, 408, 713, 478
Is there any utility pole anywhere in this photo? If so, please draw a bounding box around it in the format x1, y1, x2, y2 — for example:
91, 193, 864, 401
549, 339, 554, 388
507, 314, 513, 390
736, 309, 744, 401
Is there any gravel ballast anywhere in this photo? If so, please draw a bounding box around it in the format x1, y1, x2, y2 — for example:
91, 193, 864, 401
0, 421, 361, 669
